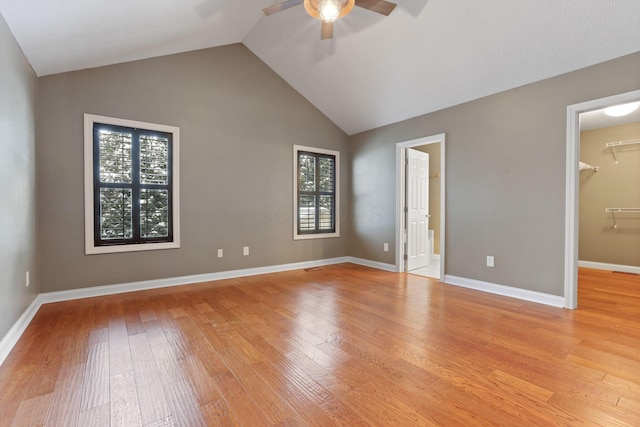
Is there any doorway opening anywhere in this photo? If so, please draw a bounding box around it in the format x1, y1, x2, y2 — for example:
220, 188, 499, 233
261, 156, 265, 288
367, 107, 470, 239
395, 134, 446, 280
564, 89, 640, 309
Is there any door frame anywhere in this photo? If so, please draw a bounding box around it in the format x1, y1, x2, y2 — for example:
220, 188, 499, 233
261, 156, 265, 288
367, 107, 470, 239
396, 133, 446, 280
564, 89, 640, 309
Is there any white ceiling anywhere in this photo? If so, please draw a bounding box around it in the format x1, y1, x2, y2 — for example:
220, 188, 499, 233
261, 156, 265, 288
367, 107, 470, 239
1, 0, 639, 135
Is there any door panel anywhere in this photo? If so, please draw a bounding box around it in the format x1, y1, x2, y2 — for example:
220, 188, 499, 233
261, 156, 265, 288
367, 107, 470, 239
407, 148, 429, 270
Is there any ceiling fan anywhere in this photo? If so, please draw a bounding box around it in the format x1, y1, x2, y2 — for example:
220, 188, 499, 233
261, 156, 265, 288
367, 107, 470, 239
263, 0, 397, 40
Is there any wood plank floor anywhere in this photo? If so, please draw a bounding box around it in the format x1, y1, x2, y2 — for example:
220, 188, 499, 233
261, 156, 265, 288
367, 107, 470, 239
1, 264, 639, 426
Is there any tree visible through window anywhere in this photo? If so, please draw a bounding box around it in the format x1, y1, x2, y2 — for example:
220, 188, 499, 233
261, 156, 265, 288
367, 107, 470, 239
84, 114, 180, 254
95, 124, 172, 244
294, 145, 340, 239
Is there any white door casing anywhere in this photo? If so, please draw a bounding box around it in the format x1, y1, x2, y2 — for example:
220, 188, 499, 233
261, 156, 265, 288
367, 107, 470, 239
406, 148, 429, 271
564, 89, 640, 309
395, 133, 445, 280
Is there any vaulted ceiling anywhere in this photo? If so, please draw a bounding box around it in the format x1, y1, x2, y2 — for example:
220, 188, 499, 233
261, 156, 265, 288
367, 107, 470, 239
1, 0, 639, 135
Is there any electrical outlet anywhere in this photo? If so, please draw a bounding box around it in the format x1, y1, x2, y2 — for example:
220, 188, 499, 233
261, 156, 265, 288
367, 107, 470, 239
25, 271, 30, 287
383, 243, 389, 252
217, 249, 223, 258
486, 256, 495, 268
243, 246, 249, 256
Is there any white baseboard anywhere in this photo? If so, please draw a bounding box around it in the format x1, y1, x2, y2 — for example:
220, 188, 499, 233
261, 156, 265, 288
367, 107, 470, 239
444, 275, 565, 308
578, 260, 640, 275
0, 295, 43, 367
39, 257, 354, 304
3, 256, 399, 366
347, 257, 397, 272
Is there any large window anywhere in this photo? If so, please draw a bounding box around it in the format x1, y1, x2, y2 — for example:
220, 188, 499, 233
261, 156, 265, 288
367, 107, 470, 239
293, 145, 340, 240
84, 114, 180, 254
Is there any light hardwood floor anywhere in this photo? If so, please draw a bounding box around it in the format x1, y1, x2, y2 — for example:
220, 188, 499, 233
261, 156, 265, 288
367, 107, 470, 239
0, 264, 639, 426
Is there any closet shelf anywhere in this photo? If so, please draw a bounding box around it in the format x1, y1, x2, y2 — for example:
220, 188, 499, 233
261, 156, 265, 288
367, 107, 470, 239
605, 138, 640, 164
579, 161, 598, 172
605, 208, 640, 229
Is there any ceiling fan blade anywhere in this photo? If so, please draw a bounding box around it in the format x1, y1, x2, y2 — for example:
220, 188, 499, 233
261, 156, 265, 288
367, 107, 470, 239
321, 21, 334, 40
263, 0, 304, 16
355, 0, 396, 16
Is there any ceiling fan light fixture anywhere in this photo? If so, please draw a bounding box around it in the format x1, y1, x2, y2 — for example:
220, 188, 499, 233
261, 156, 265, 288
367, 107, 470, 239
604, 102, 639, 117
318, 0, 341, 22
304, 0, 355, 22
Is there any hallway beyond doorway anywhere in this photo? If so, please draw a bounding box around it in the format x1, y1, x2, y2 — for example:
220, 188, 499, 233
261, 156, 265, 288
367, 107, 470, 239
409, 257, 440, 279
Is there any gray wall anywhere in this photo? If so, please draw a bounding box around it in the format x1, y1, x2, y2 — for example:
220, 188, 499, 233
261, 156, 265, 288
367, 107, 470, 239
37, 44, 350, 293
349, 52, 640, 296
579, 122, 640, 266
0, 13, 38, 339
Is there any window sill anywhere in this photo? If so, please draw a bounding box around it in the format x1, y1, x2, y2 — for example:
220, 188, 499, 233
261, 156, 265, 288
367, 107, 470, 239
293, 232, 340, 241
85, 241, 180, 255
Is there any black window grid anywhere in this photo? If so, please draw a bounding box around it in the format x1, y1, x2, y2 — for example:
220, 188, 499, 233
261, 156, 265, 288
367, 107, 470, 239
297, 151, 336, 235
93, 123, 174, 246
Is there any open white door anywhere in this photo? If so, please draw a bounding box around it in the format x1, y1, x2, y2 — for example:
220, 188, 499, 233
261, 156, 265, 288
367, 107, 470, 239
406, 148, 430, 270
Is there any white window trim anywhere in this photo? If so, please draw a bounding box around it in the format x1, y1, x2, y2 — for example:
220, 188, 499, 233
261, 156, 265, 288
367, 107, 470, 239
293, 144, 340, 240
83, 113, 180, 255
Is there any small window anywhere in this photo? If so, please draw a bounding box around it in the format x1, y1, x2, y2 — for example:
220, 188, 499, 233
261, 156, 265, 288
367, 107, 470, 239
293, 145, 340, 240
84, 114, 180, 254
